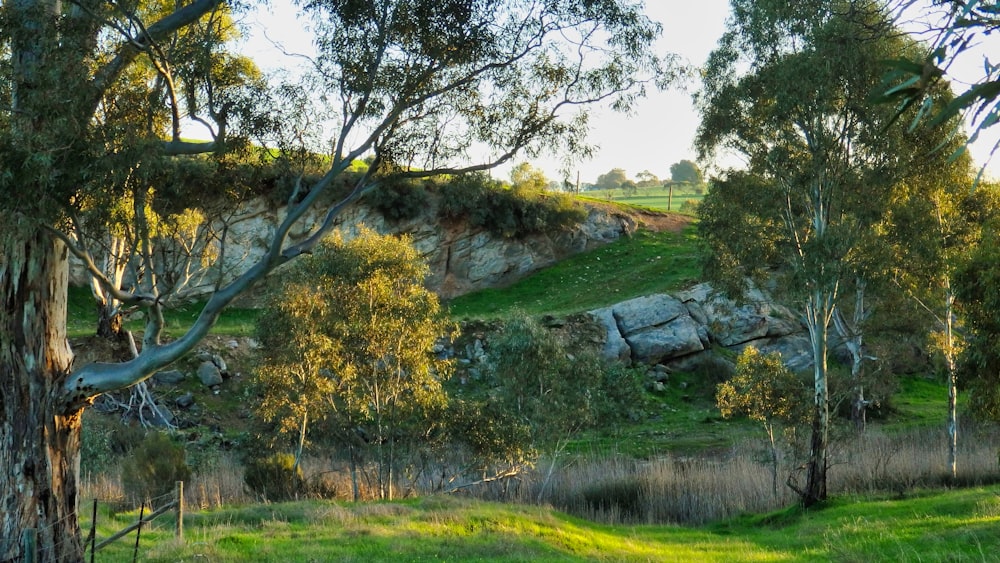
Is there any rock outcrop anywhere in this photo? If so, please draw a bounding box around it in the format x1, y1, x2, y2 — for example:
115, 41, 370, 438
71, 196, 640, 300
590, 283, 812, 371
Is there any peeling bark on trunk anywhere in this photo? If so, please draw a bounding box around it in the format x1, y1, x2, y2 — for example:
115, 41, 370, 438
802, 289, 833, 508
0, 224, 84, 561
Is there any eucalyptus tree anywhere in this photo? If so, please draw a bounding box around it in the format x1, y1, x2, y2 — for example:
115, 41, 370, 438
0, 0, 669, 557
877, 145, 993, 480
695, 0, 959, 506
254, 230, 453, 501
70, 1, 266, 340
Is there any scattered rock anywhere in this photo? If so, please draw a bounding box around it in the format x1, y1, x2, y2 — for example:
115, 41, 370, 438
153, 369, 185, 385
176, 393, 195, 409
211, 354, 228, 375
198, 361, 224, 387
141, 404, 175, 428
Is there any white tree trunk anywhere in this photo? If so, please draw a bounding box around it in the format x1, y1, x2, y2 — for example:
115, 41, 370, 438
803, 289, 834, 506
944, 284, 958, 480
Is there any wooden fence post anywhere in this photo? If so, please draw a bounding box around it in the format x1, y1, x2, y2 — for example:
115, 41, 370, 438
21, 529, 36, 563
89, 498, 98, 563
175, 481, 184, 541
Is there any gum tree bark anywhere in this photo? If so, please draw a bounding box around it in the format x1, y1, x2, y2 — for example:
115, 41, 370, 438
0, 225, 83, 560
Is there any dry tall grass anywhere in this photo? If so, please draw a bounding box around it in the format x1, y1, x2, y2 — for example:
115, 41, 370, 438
80, 424, 1000, 526
510, 425, 1000, 525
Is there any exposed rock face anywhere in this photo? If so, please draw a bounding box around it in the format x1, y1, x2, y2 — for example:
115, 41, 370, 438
71, 197, 639, 300
590, 283, 810, 370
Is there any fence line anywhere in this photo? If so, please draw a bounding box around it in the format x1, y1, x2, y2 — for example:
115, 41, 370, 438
20, 480, 186, 561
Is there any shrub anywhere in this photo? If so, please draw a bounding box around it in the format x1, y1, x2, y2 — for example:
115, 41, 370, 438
679, 199, 700, 214
438, 172, 586, 237
80, 411, 146, 477
244, 453, 305, 502
365, 178, 431, 221
120, 432, 191, 506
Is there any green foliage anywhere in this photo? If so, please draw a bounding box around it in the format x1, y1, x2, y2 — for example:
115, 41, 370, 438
955, 225, 1000, 420
483, 314, 638, 451
120, 432, 191, 506
509, 162, 549, 192
669, 160, 703, 185
678, 199, 700, 215
716, 347, 809, 427
253, 229, 453, 498
243, 453, 305, 502
438, 172, 586, 238
595, 168, 628, 191
80, 412, 146, 477
364, 177, 432, 221
444, 398, 535, 472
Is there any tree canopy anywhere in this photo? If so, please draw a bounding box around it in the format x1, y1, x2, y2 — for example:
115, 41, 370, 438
669, 159, 702, 184
0, 0, 672, 557
695, 0, 964, 506
253, 229, 452, 500
595, 167, 628, 190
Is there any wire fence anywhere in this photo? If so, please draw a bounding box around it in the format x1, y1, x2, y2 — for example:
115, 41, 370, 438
20, 481, 184, 563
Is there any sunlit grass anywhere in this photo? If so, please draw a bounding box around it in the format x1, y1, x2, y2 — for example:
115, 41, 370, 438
83, 486, 1000, 562
67, 286, 260, 339
445, 226, 702, 320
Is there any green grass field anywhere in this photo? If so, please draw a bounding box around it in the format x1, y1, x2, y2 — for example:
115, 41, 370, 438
580, 184, 706, 213
86, 486, 1000, 562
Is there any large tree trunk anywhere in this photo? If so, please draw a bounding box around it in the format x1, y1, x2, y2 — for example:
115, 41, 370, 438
802, 289, 833, 508
0, 224, 85, 562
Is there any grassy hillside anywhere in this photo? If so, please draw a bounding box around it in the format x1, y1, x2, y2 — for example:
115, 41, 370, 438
446, 224, 701, 319
88, 486, 1000, 561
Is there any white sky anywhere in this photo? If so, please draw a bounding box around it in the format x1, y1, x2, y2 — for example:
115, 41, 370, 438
238, 0, 999, 185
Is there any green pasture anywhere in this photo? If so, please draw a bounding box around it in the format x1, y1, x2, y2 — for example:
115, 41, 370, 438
85, 486, 1000, 562
579, 184, 707, 213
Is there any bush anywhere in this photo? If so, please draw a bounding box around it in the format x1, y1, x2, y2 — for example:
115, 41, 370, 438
679, 199, 700, 215
438, 172, 586, 237
120, 432, 191, 506
244, 453, 304, 501
365, 178, 431, 221
80, 411, 146, 477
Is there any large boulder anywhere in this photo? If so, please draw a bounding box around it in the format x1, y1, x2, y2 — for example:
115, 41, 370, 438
590, 294, 705, 365
676, 283, 800, 347
590, 283, 809, 371
625, 315, 706, 363
612, 294, 688, 334
589, 307, 631, 361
